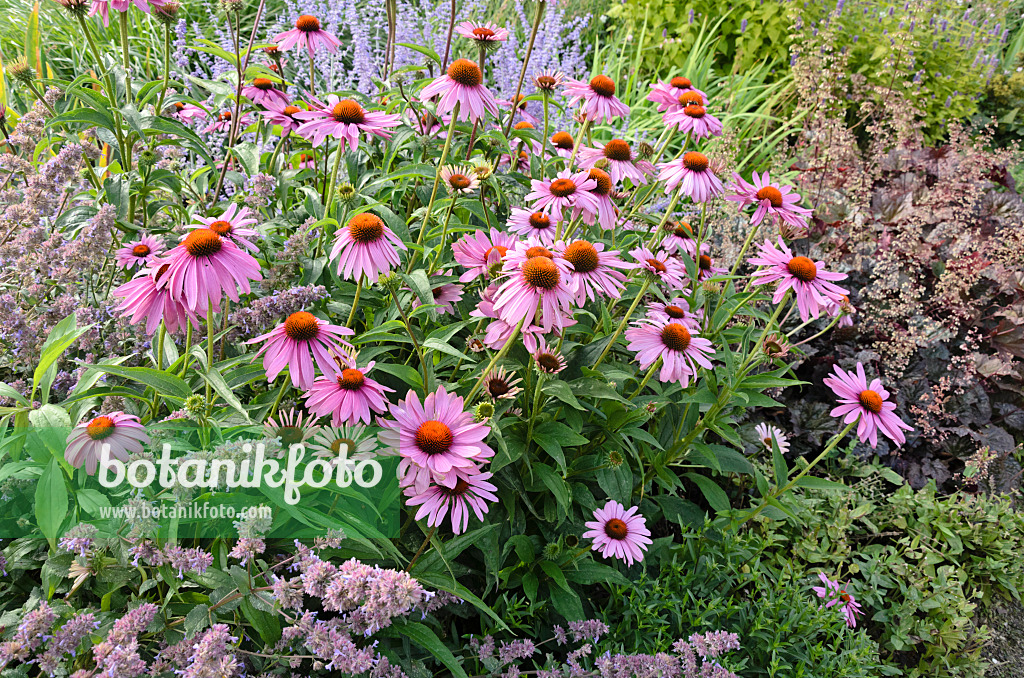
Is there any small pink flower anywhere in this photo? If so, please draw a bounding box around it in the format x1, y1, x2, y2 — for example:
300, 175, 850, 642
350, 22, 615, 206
406, 469, 499, 535
812, 573, 864, 628
506, 208, 557, 243
294, 95, 402, 151
725, 171, 812, 229
330, 212, 406, 282
645, 297, 701, 330
583, 500, 652, 566
452, 227, 517, 283
304, 355, 394, 426
411, 273, 464, 314
577, 139, 654, 185
454, 21, 509, 43
660, 219, 704, 258
272, 15, 341, 58
657, 151, 724, 202
525, 169, 599, 217
114, 262, 200, 335
664, 103, 723, 140
259, 101, 304, 136
186, 204, 260, 253
173, 102, 208, 123
824, 362, 913, 448
246, 311, 355, 390
116, 235, 165, 270
241, 77, 289, 107
65, 411, 149, 475
647, 77, 709, 113
625, 316, 715, 386
563, 75, 630, 123
747, 238, 849, 322
629, 246, 686, 288
419, 59, 499, 123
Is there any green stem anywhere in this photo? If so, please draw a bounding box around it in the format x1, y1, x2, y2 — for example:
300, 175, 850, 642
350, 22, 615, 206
503, 0, 546, 137
151, 322, 166, 420
120, 12, 132, 106
405, 526, 437, 572
427, 197, 457, 275
155, 24, 171, 117
181, 321, 193, 378
592, 278, 651, 371
267, 134, 288, 174
269, 373, 290, 420
346, 277, 363, 327
323, 141, 345, 212
393, 291, 429, 391
629, 357, 661, 399
466, 315, 528, 402
205, 304, 215, 413
408, 103, 460, 272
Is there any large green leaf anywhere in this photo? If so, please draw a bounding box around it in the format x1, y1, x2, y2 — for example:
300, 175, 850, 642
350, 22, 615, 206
84, 365, 192, 400
36, 457, 68, 548
386, 621, 468, 678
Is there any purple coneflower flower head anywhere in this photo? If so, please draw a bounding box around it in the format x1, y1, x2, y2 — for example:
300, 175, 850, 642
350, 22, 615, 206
493, 241, 576, 333
747, 238, 849, 322
158, 228, 262, 312
187, 203, 260, 253
440, 165, 480, 195
419, 58, 499, 123
272, 15, 341, 58
576, 168, 618, 231
646, 297, 701, 330
483, 366, 523, 401
754, 422, 790, 453
411, 272, 464, 314
696, 252, 727, 281
114, 262, 201, 335
826, 294, 856, 327
525, 168, 599, 217
532, 340, 567, 374
258, 99, 304, 135
246, 311, 354, 390
116, 234, 165, 270
294, 95, 402, 151
556, 239, 632, 304
454, 21, 509, 43
583, 500, 652, 566
657, 151, 724, 202
406, 470, 499, 535
549, 130, 575, 158
65, 411, 149, 475
532, 70, 565, 92
202, 110, 252, 134
173, 102, 208, 123
242, 77, 288, 106
660, 219, 704, 258
309, 423, 378, 460
625, 316, 715, 385
824, 362, 912, 448
724, 171, 812, 228
506, 208, 557, 243
329, 212, 406, 282
647, 77, 709, 112
563, 75, 630, 123
629, 246, 686, 288
304, 354, 394, 425
264, 408, 319, 447
377, 386, 494, 494
577, 139, 654, 185
812, 573, 864, 627
452, 228, 517, 283
664, 102, 723, 139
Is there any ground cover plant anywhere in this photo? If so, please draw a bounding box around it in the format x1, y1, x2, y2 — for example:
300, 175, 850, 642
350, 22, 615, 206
0, 0, 1022, 676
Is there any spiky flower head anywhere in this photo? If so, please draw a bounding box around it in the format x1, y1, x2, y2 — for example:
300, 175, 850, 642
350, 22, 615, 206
336, 182, 359, 207
474, 401, 495, 422
8, 60, 36, 85
57, 0, 89, 18
377, 271, 402, 293
138, 149, 158, 172
542, 542, 562, 560
636, 141, 655, 159
184, 394, 207, 420
219, 0, 243, 13
152, 0, 181, 23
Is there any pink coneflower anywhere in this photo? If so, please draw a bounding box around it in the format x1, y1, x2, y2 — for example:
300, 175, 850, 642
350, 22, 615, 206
116, 235, 165, 270
558, 239, 631, 303
660, 220, 704, 258
159, 229, 262, 312
309, 424, 377, 460
576, 168, 618, 231
493, 241, 576, 332
511, 121, 544, 156
665, 103, 723, 140
471, 285, 554, 353
114, 262, 200, 334
648, 77, 709, 112
646, 297, 701, 330
412, 273, 464, 314
272, 15, 341, 58
454, 21, 509, 43
377, 386, 494, 493
264, 408, 318, 447
747, 238, 849, 322
525, 169, 599, 217
695, 253, 727, 281
532, 340, 567, 374
657, 151, 724, 202
563, 75, 630, 123
549, 131, 575, 158
294, 95, 401, 151
187, 204, 260, 253
203, 111, 252, 134
507, 208, 557, 243
583, 500, 652, 566
330, 212, 407, 282
406, 470, 498, 535
419, 58, 499, 123
65, 411, 149, 475
304, 355, 393, 426
440, 165, 480, 195
88, 0, 167, 26
812, 573, 864, 628
629, 246, 686, 288
452, 227, 517, 283
297, 153, 316, 169
242, 77, 288, 106
532, 70, 565, 92
625, 316, 715, 386
483, 366, 523, 401
246, 311, 355, 390
407, 107, 445, 137
577, 139, 653, 185
725, 172, 812, 229
826, 295, 856, 328
258, 100, 304, 135
173, 102, 208, 123
755, 422, 790, 454
824, 362, 912, 448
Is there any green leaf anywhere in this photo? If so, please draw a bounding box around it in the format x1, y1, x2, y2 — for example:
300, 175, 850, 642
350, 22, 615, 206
0, 382, 29, 407
201, 362, 251, 421
35, 457, 68, 548
411, 523, 498, 575
771, 438, 788, 487
84, 365, 192, 400
684, 472, 731, 513
47, 108, 116, 133
400, 270, 437, 320
422, 338, 474, 362
541, 380, 584, 410
794, 476, 850, 491
414, 573, 509, 631
184, 603, 210, 635
540, 560, 570, 591
76, 488, 111, 516
388, 620, 469, 678
371, 363, 424, 390
396, 43, 441, 66
35, 315, 93, 402
549, 584, 585, 620
240, 596, 281, 645
232, 141, 261, 177
564, 560, 631, 586
655, 494, 705, 529
534, 464, 570, 515
534, 421, 588, 447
